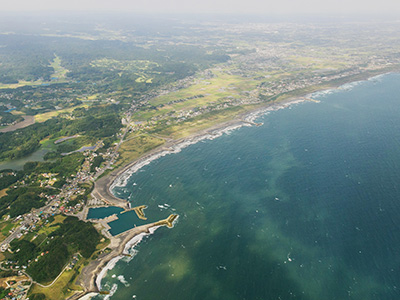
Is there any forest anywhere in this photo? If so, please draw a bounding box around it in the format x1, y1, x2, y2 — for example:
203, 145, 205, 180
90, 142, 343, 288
0, 104, 122, 161
0, 152, 85, 217
0, 32, 229, 85
10, 216, 101, 283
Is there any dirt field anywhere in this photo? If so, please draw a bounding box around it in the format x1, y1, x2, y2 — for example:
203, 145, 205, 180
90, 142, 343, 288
0, 116, 35, 133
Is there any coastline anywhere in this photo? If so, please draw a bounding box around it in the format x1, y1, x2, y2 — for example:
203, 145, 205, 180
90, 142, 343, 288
92, 69, 399, 208
74, 221, 166, 299
92, 97, 307, 208
78, 70, 398, 298
80, 97, 305, 299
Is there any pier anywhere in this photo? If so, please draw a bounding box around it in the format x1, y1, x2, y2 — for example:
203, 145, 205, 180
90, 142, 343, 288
121, 205, 148, 220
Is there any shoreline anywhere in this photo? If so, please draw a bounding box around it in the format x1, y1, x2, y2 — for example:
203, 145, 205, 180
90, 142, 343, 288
78, 70, 397, 299
74, 222, 164, 298
74, 217, 178, 300
80, 97, 306, 300
92, 96, 308, 209
94, 70, 398, 207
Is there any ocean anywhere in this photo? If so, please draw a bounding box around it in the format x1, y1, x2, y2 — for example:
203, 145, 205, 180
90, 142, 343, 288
94, 73, 400, 300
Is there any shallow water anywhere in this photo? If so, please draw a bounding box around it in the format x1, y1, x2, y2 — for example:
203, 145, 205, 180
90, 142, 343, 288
87, 207, 124, 220
98, 73, 400, 300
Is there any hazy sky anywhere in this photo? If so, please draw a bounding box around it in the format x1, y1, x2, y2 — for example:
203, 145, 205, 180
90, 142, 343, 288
3, 0, 400, 15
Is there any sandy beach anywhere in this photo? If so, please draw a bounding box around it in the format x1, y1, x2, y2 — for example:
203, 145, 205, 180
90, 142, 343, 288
75, 97, 309, 297
74, 221, 165, 299
91, 70, 398, 209
91, 98, 301, 206
79, 102, 290, 298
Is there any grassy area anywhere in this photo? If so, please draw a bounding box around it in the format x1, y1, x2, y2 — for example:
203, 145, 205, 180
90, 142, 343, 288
132, 71, 260, 122
0, 79, 44, 89
52, 215, 67, 224
10, 110, 25, 116
135, 76, 152, 83
150, 70, 258, 107
29, 259, 84, 300
0, 221, 17, 244
1, 221, 17, 237
115, 134, 165, 169
95, 238, 110, 252
153, 105, 259, 139
49, 55, 68, 80
77, 94, 99, 101
36, 215, 66, 236
51, 135, 94, 152
28, 223, 108, 300
91, 58, 159, 71
37, 135, 94, 160
37, 224, 59, 236
32, 233, 47, 246
287, 55, 347, 70
0, 188, 7, 199
34, 104, 88, 123
39, 137, 59, 151
0, 55, 68, 89
91, 58, 158, 84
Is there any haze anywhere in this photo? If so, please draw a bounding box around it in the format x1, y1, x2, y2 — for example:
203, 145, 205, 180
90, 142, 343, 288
3, 0, 400, 15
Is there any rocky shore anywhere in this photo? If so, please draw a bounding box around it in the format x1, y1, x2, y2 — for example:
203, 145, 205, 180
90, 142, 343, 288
74, 222, 163, 299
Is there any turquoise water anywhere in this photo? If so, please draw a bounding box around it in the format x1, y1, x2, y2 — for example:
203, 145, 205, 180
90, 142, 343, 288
99, 74, 400, 299
87, 207, 149, 236
87, 207, 124, 219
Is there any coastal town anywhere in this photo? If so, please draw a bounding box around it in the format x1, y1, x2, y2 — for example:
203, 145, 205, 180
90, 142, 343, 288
1, 15, 400, 300
1, 67, 398, 299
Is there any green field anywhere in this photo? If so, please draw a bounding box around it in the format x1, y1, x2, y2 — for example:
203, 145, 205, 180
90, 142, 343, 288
0, 188, 7, 199
29, 236, 110, 300
287, 55, 348, 70
36, 215, 66, 236
131, 70, 260, 122
91, 58, 159, 71
29, 259, 84, 300
34, 104, 89, 123
0, 55, 68, 89
91, 58, 158, 83
0, 220, 18, 245
150, 70, 258, 106
154, 105, 259, 139
49, 55, 69, 80
115, 134, 165, 169
0, 79, 45, 89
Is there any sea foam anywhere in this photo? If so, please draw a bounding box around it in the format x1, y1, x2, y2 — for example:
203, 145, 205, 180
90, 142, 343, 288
111, 124, 250, 189
103, 283, 118, 300
112, 98, 308, 190
96, 226, 161, 291
117, 275, 130, 287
